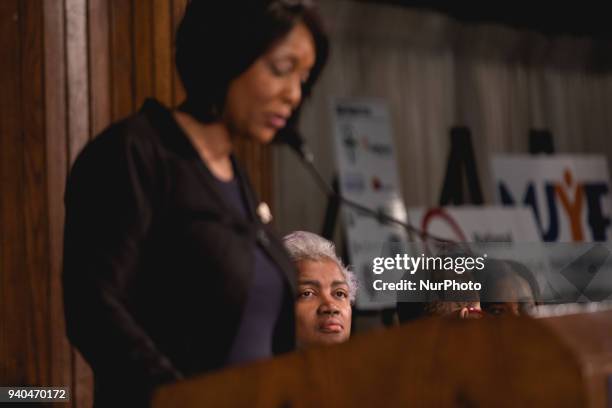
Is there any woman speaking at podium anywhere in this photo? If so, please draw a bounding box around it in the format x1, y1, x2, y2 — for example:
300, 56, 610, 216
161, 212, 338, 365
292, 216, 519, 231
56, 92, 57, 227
62, 1, 328, 406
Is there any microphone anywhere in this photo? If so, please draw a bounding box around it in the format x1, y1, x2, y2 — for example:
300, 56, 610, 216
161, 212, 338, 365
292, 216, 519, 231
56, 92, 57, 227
275, 126, 314, 164
278, 127, 453, 244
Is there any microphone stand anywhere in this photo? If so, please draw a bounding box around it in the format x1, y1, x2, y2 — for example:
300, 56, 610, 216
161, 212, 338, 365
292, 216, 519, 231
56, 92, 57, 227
292, 144, 454, 245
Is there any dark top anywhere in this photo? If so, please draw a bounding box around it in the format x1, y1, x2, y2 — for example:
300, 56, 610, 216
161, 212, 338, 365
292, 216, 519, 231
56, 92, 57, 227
213, 177, 285, 365
62, 99, 297, 407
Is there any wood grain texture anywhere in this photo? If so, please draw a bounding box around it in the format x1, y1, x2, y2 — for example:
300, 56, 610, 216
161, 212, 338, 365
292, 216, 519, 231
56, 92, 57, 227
261, 146, 273, 211
153, 315, 592, 407
43, 0, 73, 395
171, 0, 187, 106
109, 0, 134, 120
88, 0, 111, 136
153, 0, 173, 106
0, 0, 26, 386
235, 141, 274, 207
66, 0, 90, 162
19, 0, 51, 387
133, 0, 154, 108
66, 0, 93, 405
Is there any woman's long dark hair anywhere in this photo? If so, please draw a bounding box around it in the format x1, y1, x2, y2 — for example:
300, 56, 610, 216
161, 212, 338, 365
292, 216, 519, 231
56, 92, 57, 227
175, 0, 329, 129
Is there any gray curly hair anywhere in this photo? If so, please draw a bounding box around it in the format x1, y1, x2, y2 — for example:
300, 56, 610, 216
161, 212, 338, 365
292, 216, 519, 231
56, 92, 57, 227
283, 231, 358, 303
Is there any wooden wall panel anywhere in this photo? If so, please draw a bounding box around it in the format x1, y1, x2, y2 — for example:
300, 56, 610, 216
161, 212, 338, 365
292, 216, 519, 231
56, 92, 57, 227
0, 0, 27, 385
66, 0, 90, 162
19, 0, 50, 387
133, 0, 154, 108
88, 0, 111, 136
171, 0, 187, 106
262, 147, 273, 211
153, 0, 173, 106
1, 2, 274, 406
43, 0, 73, 397
66, 1, 93, 404
109, 0, 134, 121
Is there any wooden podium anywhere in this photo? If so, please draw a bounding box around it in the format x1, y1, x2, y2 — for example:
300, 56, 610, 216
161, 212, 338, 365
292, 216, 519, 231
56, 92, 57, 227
153, 310, 612, 407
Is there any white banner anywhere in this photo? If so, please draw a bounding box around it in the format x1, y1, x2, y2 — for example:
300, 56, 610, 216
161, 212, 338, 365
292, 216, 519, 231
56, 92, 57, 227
407, 206, 542, 244
491, 155, 612, 242
331, 98, 408, 310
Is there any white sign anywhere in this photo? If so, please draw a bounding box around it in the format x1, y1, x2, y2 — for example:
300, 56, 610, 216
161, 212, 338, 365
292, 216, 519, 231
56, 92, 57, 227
407, 206, 542, 244
491, 155, 612, 242
407, 206, 544, 271
331, 98, 408, 310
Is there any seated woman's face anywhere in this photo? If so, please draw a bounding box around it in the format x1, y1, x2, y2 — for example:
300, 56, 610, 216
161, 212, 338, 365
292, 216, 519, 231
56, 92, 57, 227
295, 258, 352, 348
223, 22, 316, 144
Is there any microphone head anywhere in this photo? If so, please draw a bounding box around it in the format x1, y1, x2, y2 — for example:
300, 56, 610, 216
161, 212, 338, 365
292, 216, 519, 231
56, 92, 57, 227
274, 126, 304, 153
274, 126, 314, 163
272, 106, 314, 163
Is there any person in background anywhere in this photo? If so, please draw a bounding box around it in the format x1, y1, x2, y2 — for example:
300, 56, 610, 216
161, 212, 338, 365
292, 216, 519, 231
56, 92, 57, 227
283, 231, 358, 348
62, 1, 328, 406
478, 259, 539, 317
396, 252, 482, 323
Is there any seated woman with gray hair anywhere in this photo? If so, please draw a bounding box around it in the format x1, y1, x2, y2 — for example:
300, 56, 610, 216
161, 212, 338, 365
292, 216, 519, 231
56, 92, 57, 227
283, 231, 358, 348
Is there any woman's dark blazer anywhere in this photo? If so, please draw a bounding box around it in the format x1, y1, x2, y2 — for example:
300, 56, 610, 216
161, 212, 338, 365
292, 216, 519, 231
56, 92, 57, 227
62, 99, 297, 406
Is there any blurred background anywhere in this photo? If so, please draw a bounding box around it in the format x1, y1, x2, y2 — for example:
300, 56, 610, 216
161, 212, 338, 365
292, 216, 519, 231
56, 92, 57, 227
2, 0, 612, 406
